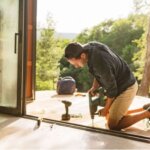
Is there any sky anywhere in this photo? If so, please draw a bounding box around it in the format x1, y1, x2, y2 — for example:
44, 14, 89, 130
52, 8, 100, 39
37, 0, 134, 33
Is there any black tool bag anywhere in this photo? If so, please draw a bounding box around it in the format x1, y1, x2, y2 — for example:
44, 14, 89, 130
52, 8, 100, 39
57, 76, 76, 95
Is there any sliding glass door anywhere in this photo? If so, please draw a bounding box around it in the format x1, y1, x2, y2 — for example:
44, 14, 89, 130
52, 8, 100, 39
0, 0, 24, 115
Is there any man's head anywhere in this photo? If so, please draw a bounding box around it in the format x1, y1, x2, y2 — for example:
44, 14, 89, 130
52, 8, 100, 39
64, 42, 88, 68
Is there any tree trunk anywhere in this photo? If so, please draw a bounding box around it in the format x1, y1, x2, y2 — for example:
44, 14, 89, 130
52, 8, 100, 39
138, 17, 150, 97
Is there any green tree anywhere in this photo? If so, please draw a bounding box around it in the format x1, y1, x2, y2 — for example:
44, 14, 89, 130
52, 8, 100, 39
60, 14, 146, 92
138, 17, 150, 96
76, 15, 145, 67
132, 32, 146, 82
36, 16, 63, 90
132, 0, 150, 96
59, 56, 92, 92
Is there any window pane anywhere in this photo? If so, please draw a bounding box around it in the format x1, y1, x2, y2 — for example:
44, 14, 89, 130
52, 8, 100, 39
0, 0, 19, 107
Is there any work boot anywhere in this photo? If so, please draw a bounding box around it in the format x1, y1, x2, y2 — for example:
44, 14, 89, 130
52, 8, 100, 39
143, 103, 150, 128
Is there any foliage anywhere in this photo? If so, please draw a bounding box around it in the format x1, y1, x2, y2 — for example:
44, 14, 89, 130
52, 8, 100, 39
76, 15, 146, 66
133, 0, 150, 14
133, 0, 150, 96
59, 14, 146, 91
36, 16, 69, 90
131, 14, 148, 82
59, 57, 92, 91
132, 33, 147, 82
37, 13, 148, 92
77, 66, 93, 91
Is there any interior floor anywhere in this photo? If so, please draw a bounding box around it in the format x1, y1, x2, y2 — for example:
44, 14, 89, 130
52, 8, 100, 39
26, 91, 150, 138
0, 113, 149, 149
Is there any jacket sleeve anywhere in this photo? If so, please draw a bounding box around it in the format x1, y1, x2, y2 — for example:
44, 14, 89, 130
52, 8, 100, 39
93, 52, 118, 98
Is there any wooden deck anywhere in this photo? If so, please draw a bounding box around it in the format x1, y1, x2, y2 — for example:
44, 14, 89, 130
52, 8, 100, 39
26, 90, 150, 137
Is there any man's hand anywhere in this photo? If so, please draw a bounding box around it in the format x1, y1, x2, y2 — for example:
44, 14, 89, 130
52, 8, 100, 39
88, 78, 100, 96
88, 87, 97, 96
98, 97, 114, 117
98, 108, 109, 116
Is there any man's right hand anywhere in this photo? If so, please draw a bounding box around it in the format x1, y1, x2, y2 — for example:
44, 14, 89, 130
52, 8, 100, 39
88, 78, 100, 96
88, 87, 98, 96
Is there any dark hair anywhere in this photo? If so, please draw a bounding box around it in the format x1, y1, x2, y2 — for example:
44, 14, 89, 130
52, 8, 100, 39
65, 42, 84, 59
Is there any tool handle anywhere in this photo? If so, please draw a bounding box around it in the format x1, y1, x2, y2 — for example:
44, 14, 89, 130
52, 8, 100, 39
65, 106, 68, 114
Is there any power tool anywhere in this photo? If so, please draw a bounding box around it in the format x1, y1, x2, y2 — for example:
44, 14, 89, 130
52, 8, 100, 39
89, 87, 106, 126
61, 100, 72, 121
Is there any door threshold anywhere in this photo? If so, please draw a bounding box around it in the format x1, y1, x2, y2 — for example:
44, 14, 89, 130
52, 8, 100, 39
23, 115, 150, 143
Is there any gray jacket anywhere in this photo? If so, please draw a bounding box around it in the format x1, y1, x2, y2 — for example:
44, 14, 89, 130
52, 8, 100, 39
83, 41, 136, 98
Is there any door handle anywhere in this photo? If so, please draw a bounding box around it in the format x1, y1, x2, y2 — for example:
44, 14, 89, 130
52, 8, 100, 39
14, 33, 19, 54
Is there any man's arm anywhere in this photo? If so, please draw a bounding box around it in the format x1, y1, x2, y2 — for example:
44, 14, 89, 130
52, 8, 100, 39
99, 97, 114, 116
105, 97, 114, 110
92, 78, 100, 89
93, 50, 118, 98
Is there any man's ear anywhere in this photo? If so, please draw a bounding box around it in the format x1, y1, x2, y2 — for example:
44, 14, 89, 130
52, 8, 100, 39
80, 53, 86, 59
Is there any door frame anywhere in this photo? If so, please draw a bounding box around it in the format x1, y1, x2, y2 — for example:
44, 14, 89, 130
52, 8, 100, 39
22, 0, 37, 115
25, 0, 37, 102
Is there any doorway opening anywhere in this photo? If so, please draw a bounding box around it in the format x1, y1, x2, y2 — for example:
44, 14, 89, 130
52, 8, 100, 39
26, 0, 107, 128
25, 0, 150, 139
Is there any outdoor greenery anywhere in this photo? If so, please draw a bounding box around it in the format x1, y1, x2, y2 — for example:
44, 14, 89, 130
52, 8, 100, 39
36, 0, 150, 94
36, 16, 70, 90
59, 14, 147, 91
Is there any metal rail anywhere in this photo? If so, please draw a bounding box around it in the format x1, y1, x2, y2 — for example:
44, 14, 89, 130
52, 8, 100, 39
23, 115, 150, 143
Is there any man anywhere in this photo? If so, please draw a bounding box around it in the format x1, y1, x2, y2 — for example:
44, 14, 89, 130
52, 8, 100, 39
64, 41, 150, 130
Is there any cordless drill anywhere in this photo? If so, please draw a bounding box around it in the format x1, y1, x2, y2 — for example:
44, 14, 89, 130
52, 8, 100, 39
89, 87, 106, 126
61, 100, 72, 121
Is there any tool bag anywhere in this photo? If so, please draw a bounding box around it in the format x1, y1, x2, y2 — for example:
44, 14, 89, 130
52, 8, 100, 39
57, 76, 76, 95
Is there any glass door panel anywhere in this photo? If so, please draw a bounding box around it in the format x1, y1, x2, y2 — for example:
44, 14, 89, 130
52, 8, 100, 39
0, 0, 19, 108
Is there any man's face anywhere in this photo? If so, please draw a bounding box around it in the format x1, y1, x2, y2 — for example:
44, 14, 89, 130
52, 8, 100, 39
67, 53, 87, 68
